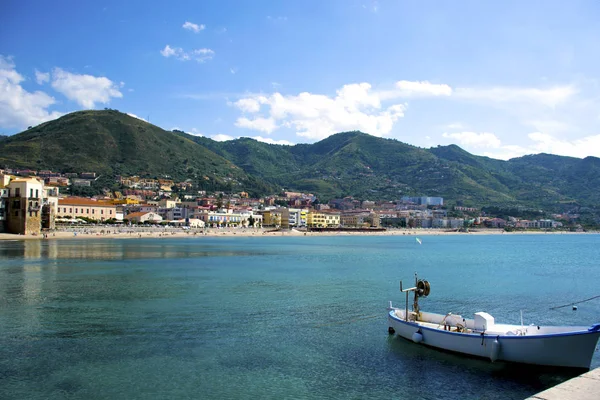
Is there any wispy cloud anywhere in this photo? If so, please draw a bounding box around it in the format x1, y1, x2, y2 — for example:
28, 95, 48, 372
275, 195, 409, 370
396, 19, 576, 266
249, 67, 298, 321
126, 113, 147, 122
235, 116, 278, 134
182, 21, 205, 33
160, 45, 215, 63
455, 85, 577, 108
230, 78, 585, 144
34, 69, 49, 84
266, 16, 288, 23
252, 136, 294, 145
442, 131, 501, 149
212, 133, 234, 141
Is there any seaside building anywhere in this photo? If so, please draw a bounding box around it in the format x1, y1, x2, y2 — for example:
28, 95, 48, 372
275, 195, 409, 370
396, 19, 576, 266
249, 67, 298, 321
196, 209, 247, 227
0, 187, 8, 232
4, 177, 45, 235
56, 198, 117, 222
340, 210, 380, 228
261, 210, 283, 228
307, 211, 340, 228
287, 208, 308, 228
124, 211, 163, 224
158, 206, 189, 221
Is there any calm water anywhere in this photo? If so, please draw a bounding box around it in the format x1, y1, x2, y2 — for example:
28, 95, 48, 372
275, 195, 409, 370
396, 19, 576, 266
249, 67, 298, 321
1, 234, 599, 400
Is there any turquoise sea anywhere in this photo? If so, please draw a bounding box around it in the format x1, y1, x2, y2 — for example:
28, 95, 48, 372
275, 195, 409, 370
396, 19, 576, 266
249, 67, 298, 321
1, 234, 599, 400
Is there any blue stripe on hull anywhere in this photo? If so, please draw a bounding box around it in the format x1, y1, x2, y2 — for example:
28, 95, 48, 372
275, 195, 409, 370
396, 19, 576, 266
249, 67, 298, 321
388, 311, 600, 369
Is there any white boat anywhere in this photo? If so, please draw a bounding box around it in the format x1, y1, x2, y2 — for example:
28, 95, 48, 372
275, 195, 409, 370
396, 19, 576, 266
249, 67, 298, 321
387, 273, 600, 369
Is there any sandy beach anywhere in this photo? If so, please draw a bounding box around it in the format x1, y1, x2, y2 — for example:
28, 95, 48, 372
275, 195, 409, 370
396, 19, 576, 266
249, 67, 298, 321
0, 226, 596, 241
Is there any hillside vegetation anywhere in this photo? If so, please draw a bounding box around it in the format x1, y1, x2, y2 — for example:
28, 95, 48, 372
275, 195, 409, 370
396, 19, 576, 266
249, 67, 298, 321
3, 111, 600, 217
0, 110, 275, 196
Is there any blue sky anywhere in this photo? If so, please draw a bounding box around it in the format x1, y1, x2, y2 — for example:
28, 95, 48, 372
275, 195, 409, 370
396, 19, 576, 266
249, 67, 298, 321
2, 0, 600, 159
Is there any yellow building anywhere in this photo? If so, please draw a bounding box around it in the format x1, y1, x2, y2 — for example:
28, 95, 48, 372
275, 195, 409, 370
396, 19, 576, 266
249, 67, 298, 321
110, 197, 140, 205
57, 198, 117, 221
5, 177, 45, 235
261, 210, 282, 227
307, 211, 340, 228
340, 211, 380, 228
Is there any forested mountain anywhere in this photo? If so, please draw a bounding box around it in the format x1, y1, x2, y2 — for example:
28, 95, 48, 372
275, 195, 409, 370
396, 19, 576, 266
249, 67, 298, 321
3, 110, 599, 216
0, 110, 275, 196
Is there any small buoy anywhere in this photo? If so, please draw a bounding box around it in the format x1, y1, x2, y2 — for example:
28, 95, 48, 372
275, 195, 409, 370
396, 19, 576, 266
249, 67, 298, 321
572, 305, 578, 310
490, 337, 501, 362
388, 327, 395, 335
412, 331, 423, 343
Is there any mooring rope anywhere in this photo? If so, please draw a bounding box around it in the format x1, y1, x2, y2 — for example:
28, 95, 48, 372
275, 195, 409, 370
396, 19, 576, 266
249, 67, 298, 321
549, 294, 600, 310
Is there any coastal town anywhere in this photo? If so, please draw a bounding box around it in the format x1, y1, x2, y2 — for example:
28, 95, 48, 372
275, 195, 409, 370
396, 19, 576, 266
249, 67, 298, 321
0, 167, 579, 236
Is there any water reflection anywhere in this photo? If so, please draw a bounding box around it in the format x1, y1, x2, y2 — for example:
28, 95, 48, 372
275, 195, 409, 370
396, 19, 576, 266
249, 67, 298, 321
385, 335, 581, 396
0, 238, 260, 261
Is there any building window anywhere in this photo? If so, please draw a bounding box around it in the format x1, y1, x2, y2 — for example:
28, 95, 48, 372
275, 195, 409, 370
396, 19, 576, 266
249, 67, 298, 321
92, 209, 95, 214
75, 208, 78, 213
69, 208, 72, 213
15, 188, 20, 197
101, 210, 104, 215
36, 189, 39, 198
30, 188, 33, 197
87, 209, 89, 214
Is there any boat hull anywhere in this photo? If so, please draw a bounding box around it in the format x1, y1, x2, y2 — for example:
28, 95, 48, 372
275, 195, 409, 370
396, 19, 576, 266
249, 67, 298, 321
388, 311, 600, 369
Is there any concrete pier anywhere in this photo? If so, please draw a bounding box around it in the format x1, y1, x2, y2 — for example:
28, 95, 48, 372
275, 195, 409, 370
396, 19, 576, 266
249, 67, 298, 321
526, 368, 600, 400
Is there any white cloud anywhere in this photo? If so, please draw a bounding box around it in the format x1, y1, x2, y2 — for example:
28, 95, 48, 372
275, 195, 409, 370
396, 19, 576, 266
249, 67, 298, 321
235, 117, 278, 134
442, 131, 502, 149
452, 131, 600, 160
445, 122, 465, 130
212, 134, 234, 141
525, 120, 571, 135
232, 82, 406, 140
126, 113, 147, 122
35, 69, 49, 84
51, 68, 123, 108
160, 45, 215, 63
234, 97, 266, 113
0, 55, 62, 129
252, 136, 294, 145
526, 132, 600, 158
182, 21, 205, 33
481, 145, 531, 160
160, 45, 177, 58
455, 85, 576, 107
394, 80, 453, 97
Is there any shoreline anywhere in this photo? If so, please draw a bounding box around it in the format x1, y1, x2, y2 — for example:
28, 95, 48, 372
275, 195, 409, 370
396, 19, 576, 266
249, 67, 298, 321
1, 227, 597, 241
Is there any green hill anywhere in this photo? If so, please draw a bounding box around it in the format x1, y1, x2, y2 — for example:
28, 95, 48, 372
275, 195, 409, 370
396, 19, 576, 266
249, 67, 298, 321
0, 110, 275, 195
3, 110, 599, 218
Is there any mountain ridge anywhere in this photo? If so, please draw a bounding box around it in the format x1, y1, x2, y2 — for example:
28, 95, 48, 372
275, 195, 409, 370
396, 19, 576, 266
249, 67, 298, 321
2, 110, 599, 217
